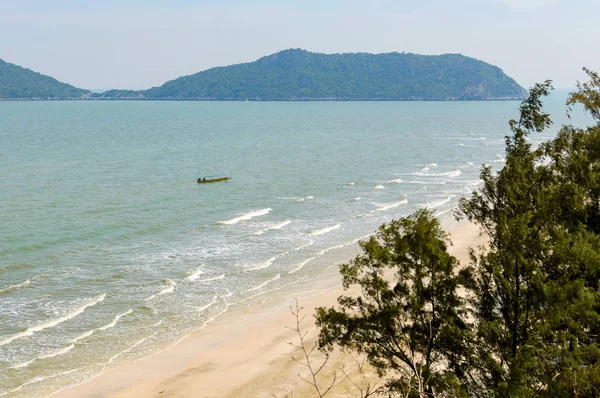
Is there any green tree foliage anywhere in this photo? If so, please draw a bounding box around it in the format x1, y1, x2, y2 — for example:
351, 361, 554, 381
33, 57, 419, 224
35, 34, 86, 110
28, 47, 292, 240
317, 69, 600, 396
98, 49, 527, 101
315, 209, 472, 396
0, 59, 90, 99
458, 70, 600, 396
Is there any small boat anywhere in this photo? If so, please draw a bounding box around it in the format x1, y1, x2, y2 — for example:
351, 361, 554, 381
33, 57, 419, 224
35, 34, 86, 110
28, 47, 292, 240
197, 176, 230, 184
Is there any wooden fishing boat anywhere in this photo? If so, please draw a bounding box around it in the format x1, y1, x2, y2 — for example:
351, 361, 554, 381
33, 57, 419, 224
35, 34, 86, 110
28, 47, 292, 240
197, 177, 230, 184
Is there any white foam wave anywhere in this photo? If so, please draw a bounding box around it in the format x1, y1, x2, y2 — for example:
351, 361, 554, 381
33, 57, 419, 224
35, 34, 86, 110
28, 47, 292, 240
288, 257, 316, 274
186, 268, 204, 281
296, 196, 313, 202
105, 333, 155, 365
220, 289, 233, 298
403, 180, 447, 185
386, 179, 402, 183
12, 344, 75, 369
246, 256, 277, 271
70, 329, 95, 343
425, 163, 438, 167
195, 274, 225, 283
319, 244, 345, 256
246, 274, 281, 292
0, 293, 105, 347
158, 280, 175, 296
0, 279, 30, 294
376, 199, 408, 211
415, 170, 461, 178
310, 224, 341, 236
199, 296, 218, 312
293, 240, 314, 251
353, 197, 361, 201
347, 182, 355, 186
98, 309, 133, 331
0, 368, 80, 397
219, 208, 272, 225
425, 195, 454, 209
374, 184, 385, 189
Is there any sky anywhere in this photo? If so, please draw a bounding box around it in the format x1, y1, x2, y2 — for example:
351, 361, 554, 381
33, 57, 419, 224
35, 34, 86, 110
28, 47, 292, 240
0, 0, 597, 90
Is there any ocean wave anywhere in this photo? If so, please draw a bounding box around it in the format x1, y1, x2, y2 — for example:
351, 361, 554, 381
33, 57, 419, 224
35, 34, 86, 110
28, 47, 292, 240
288, 257, 316, 274
0, 293, 106, 347
245, 274, 281, 292
245, 255, 277, 271
219, 208, 272, 225
318, 244, 345, 256
12, 344, 75, 369
424, 195, 454, 209
402, 180, 447, 185
253, 219, 292, 235
415, 170, 461, 178
198, 296, 218, 312
347, 182, 355, 186
195, 274, 225, 283
297, 196, 313, 202
425, 163, 438, 168
376, 199, 408, 211
105, 333, 155, 366
310, 224, 340, 236
98, 309, 133, 331
374, 184, 385, 189
353, 197, 361, 201
0, 279, 30, 295
0, 368, 80, 397
386, 179, 402, 183
186, 268, 204, 281
145, 280, 175, 301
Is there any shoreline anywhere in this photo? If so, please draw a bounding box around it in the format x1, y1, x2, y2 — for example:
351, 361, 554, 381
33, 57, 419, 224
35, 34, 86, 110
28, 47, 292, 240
50, 221, 485, 398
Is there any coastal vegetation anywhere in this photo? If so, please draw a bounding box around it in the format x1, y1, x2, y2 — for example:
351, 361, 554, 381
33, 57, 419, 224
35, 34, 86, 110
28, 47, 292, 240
0, 59, 90, 99
312, 69, 600, 396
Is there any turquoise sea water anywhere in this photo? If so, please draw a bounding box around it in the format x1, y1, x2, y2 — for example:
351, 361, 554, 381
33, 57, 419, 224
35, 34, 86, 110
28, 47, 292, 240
0, 94, 587, 396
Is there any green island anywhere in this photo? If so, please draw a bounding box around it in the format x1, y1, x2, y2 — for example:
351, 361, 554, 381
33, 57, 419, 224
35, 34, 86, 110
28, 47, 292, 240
1, 49, 526, 101
0, 59, 91, 99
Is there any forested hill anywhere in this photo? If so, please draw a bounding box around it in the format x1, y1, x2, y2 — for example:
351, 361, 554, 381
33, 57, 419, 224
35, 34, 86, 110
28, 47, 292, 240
0, 59, 91, 99
98, 49, 527, 101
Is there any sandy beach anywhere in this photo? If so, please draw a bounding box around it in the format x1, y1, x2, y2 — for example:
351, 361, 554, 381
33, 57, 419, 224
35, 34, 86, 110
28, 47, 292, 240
52, 221, 485, 398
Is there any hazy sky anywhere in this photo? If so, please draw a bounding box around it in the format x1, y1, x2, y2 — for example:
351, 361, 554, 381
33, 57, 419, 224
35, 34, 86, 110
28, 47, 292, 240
0, 0, 597, 90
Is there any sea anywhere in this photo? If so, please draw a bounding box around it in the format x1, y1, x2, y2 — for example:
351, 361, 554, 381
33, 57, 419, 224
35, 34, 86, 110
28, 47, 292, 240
0, 92, 589, 396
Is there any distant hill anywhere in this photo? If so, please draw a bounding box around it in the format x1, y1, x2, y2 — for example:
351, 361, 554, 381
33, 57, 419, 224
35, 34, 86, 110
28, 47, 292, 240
97, 49, 528, 101
0, 59, 90, 99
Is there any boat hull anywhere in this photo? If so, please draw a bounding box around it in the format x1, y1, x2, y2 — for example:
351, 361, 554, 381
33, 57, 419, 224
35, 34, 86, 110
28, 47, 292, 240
197, 177, 230, 184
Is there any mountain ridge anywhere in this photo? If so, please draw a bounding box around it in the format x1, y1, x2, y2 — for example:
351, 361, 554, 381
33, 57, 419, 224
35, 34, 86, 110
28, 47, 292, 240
1, 49, 527, 101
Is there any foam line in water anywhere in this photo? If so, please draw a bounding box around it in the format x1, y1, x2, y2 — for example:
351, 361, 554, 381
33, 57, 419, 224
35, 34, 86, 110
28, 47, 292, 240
415, 170, 461, 177
195, 274, 225, 282
220, 289, 233, 298
98, 309, 133, 331
254, 220, 292, 235
424, 195, 454, 209
293, 240, 314, 251
318, 244, 345, 256
158, 280, 176, 296
0, 279, 30, 295
219, 208, 272, 225
12, 344, 75, 369
245, 256, 277, 271
0, 368, 80, 397
310, 224, 340, 236
70, 329, 96, 343
105, 333, 156, 365
353, 197, 361, 201
386, 179, 402, 183
288, 257, 315, 274
376, 199, 408, 211
374, 184, 385, 189
198, 296, 218, 312
0, 293, 105, 347
246, 274, 281, 292
186, 268, 204, 281
347, 182, 355, 186
425, 163, 438, 167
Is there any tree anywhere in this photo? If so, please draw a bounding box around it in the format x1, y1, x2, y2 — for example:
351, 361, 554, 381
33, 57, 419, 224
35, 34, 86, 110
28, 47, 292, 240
459, 70, 600, 396
315, 209, 472, 397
